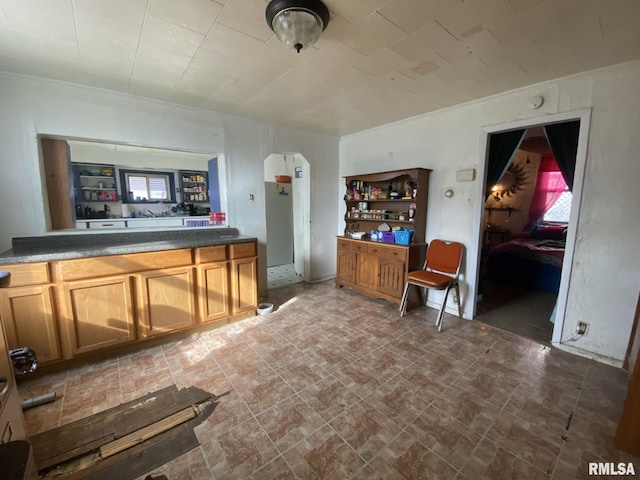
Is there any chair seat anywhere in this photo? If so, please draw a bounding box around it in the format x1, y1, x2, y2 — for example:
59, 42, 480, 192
406, 270, 454, 290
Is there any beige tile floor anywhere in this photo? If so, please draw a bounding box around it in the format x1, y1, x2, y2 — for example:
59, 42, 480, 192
18, 281, 639, 479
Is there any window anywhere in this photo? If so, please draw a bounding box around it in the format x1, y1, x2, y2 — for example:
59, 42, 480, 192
544, 190, 572, 223
119, 169, 176, 203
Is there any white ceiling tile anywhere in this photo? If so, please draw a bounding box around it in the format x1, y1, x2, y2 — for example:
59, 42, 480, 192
257, 36, 316, 68
141, 15, 204, 57
133, 42, 191, 86
129, 79, 175, 101
309, 39, 367, 74
340, 12, 407, 55
506, 0, 552, 14
16, 32, 80, 63
75, 9, 139, 64
487, 1, 563, 46
378, 0, 463, 34
148, 0, 223, 34
174, 66, 229, 93
191, 48, 243, 75
74, 0, 147, 26
202, 23, 264, 61
325, 0, 391, 24
436, 29, 503, 66
435, 0, 510, 41
354, 48, 414, 76
317, 12, 353, 41
217, 0, 272, 41
234, 54, 289, 83
211, 74, 266, 103
0, 0, 77, 43
390, 21, 458, 62
80, 70, 131, 92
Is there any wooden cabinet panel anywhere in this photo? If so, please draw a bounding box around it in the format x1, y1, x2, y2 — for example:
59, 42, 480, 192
55, 249, 193, 281
231, 257, 257, 314
137, 267, 196, 338
230, 242, 257, 259
61, 275, 136, 356
0, 286, 61, 365
198, 262, 230, 323
0, 263, 50, 287
377, 258, 406, 297
195, 245, 227, 264
356, 252, 379, 291
336, 249, 356, 283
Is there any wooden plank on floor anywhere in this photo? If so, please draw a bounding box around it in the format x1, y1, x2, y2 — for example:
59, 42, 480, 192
31, 386, 213, 471
100, 407, 196, 459
56, 420, 201, 480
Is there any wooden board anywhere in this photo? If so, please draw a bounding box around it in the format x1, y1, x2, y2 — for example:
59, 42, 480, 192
100, 407, 195, 459
31, 385, 213, 471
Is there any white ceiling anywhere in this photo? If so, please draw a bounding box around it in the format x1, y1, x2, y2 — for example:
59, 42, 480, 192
1, 0, 639, 136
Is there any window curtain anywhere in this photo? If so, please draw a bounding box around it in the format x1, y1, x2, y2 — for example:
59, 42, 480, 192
486, 129, 527, 194
528, 155, 567, 224
544, 120, 580, 191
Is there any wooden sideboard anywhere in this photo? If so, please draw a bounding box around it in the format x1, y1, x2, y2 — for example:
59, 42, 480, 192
0, 242, 258, 368
336, 237, 426, 307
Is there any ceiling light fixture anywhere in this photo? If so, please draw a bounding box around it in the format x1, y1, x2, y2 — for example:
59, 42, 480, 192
266, 0, 330, 53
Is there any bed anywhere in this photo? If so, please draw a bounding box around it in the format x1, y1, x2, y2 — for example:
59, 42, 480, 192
486, 225, 567, 293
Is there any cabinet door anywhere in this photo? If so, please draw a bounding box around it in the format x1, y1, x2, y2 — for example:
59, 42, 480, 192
231, 257, 257, 314
0, 286, 61, 365
376, 258, 406, 298
356, 253, 379, 290
198, 262, 230, 323
336, 249, 356, 283
61, 275, 136, 356
137, 267, 196, 338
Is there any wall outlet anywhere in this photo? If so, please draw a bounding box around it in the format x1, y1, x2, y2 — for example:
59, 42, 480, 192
576, 321, 588, 335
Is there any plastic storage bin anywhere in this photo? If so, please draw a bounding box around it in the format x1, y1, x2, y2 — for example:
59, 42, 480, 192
381, 231, 395, 243
394, 229, 414, 245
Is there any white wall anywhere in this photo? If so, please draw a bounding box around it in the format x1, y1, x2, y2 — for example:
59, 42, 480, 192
0, 73, 339, 293
340, 61, 640, 366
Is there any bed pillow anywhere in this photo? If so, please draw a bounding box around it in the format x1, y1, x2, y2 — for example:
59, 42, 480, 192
532, 225, 567, 240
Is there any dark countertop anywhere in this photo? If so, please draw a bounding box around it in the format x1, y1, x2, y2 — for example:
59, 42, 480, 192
0, 228, 257, 264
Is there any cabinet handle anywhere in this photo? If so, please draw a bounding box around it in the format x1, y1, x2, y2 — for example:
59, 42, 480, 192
372, 249, 378, 253
100, 223, 114, 226
392, 252, 399, 256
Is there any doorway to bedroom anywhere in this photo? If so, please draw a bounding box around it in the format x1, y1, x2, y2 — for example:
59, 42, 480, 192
475, 117, 584, 345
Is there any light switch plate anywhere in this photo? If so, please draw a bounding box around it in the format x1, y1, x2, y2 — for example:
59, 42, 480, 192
456, 169, 475, 182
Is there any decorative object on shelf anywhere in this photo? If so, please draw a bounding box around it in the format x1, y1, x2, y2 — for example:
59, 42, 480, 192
266, 0, 330, 53
275, 174, 292, 183
490, 163, 528, 201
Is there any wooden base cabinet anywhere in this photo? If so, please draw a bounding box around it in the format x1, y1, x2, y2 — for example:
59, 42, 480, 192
0, 241, 258, 367
60, 275, 136, 356
137, 267, 197, 338
336, 237, 426, 306
0, 285, 61, 364
230, 241, 258, 315
198, 262, 230, 323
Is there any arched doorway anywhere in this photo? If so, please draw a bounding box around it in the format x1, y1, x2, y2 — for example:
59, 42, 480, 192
263, 153, 311, 288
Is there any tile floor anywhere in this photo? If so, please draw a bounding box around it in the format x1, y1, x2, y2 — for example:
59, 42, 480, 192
18, 281, 639, 479
267, 263, 303, 290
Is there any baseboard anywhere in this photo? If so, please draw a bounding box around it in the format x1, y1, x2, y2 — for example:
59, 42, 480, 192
554, 342, 624, 368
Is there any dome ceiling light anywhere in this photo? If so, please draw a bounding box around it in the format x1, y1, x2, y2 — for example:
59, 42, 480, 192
266, 0, 330, 53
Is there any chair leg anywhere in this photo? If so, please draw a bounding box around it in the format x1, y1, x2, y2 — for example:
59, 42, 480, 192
399, 282, 410, 317
436, 285, 452, 332
454, 282, 462, 318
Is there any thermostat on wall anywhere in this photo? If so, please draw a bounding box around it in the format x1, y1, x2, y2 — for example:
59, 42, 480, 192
456, 169, 475, 182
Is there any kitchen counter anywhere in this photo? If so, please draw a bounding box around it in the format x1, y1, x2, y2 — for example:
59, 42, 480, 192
0, 227, 256, 264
